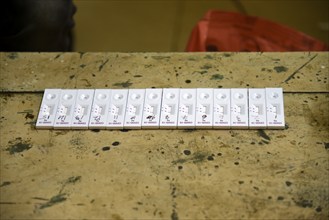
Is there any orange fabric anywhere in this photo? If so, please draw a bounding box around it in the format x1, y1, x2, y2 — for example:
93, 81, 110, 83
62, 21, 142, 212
186, 10, 328, 52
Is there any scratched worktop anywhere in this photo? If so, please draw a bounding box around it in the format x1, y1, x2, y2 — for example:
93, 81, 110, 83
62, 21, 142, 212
0, 52, 328, 219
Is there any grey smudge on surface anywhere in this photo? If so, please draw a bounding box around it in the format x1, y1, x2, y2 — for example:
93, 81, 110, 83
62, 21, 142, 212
6, 138, 32, 154
0, 181, 11, 187
257, 130, 271, 141
210, 74, 224, 80
39, 194, 67, 209
273, 66, 288, 73
172, 151, 210, 164
7, 53, 18, 59
112, 80, 133, 88
98, 59, 109, 71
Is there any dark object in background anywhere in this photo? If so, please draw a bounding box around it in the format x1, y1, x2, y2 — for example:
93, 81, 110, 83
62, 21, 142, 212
0, 0, 76, 52
186, 10, 328, 52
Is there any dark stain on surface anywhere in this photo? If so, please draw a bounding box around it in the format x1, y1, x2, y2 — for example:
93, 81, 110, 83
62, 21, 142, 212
204, 55, 213, 59
112, 141, 120, 146
185, 79, 191, 83
54, 131, 69, 136
39, 194, 67, 209
182, 129, 196, 133
274, 66, 288, 73
70, 137, 83, 146
66, 176, 81, 184
193, 70, 208, 75
32, 197, 49, 201
258, 130, 271, 141
0, 181, 11, 187
285, 181, 292, 187
79, 52, 85, 58
294, 199, 313, 208
315, 206, 322, 212
112, 214, 124, 220
80, 64, 86, 68
223, 53, 231, 57
302, 104, 318, 126
6, 138, 32, 154
98, 59, 109, 71
261, 140, 270, 144
151, 55, 171, 60
170, 183, 179, 220
277, 196, 284, 201
133, 75, 142, 78
261, 68, 272, 73
324, 142, 329, 150
113, 80, 133, 88
192, 152, 209, 163
183, 150, 191, 155
120, 129, 130, 132
207, 155, 214, 161
102, 146, 110, 151
171, 209, 179, 220
54, 54, 61, 59
201, 64, 212, 70
7, 53, 18, 59
25, 113, 34, 120
210, 74, 224, 80
69, 74, 75, 79
172, 151, 209, 165
80, 79, 92, 87
91, 129, 100, 132
56, 176, 82, 195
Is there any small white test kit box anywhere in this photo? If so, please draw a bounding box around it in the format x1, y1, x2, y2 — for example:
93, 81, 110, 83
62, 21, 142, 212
213, 89, 231, 129
107, 89, 128, 129
36, 89, 62, 129
230, 88, 248, 129
159, 88, 180, 129
265, 88, 285, 129
89, 89, 112, 129
178, 88, 196, 129
196, 88, 213, 129
142, 88, 163, 129
71, 89, 95, 129
54, 89, 78, 129
123, 89, 145, 129
248, 88, 267, 129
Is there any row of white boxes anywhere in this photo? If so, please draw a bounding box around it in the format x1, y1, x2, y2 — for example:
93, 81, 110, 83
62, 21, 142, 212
36, 88, 285, 130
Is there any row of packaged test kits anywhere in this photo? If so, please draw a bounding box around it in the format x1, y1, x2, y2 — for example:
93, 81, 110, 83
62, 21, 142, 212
36, 88, 285, 130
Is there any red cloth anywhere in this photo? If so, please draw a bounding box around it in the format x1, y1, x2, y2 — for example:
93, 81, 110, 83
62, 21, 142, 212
186, 10, 328, 52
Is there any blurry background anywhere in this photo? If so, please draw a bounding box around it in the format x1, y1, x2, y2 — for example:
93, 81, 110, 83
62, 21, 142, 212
73, 0, 329, 52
